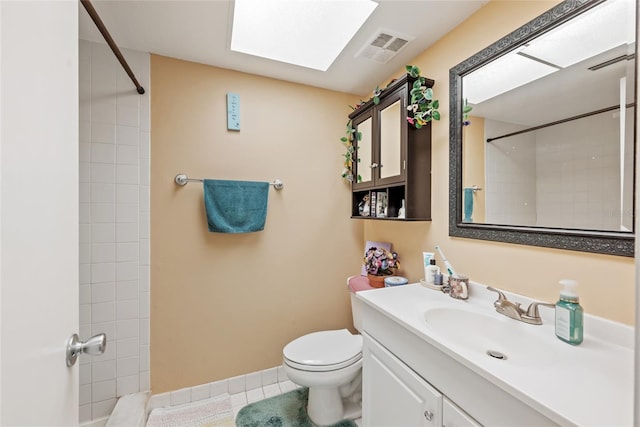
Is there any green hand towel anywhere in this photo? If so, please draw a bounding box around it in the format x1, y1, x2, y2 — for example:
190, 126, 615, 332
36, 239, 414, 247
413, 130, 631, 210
203, 179, 269, 233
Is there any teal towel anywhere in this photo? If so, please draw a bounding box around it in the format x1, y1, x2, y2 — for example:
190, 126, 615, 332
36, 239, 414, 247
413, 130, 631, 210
203, 179, 269, 233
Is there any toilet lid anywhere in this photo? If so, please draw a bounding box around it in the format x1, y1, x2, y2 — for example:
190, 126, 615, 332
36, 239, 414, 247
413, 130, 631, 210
283, 329, 362, 371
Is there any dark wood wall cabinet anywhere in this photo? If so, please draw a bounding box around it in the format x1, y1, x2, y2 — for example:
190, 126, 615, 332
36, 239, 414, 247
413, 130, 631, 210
350, 74, 433, 221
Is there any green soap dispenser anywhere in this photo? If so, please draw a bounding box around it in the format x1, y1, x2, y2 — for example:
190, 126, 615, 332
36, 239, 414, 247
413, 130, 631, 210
555, 279, 583, 345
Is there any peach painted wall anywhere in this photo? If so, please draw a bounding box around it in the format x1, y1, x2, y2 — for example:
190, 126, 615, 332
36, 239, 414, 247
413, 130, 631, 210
150, 55, 363, 393
364, 0, 635, 325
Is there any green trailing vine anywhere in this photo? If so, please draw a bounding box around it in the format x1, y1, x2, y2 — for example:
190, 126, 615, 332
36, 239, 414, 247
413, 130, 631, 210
340, 117, 358, 183
405, 65, 440, 129
340, 65, 443, 182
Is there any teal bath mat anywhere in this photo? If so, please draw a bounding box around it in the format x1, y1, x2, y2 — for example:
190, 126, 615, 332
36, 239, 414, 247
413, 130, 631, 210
235, 388, 357, 427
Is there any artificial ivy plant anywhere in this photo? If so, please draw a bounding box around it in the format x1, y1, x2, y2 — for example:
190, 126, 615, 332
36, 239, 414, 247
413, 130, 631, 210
340, 65, 441, 182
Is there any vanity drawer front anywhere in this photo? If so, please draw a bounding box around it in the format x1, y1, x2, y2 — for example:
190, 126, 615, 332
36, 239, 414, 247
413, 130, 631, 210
363, 332, 442, 427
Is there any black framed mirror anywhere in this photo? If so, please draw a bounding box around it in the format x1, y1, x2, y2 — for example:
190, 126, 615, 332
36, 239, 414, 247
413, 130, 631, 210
449, 0, 636, 257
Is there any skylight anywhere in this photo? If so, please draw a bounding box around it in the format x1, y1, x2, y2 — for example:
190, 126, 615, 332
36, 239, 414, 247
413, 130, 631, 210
231, 0, 378, 71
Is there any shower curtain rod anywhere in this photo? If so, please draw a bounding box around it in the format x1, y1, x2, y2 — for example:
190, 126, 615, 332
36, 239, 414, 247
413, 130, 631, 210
80, 0, 145, 95
486, 102, 636, 143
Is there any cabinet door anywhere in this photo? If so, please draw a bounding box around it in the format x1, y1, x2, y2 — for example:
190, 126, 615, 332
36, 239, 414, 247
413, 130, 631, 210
377, 88, 407, 186
363, 333, 442, 427
443, 398, 482, 427
353, 113, 374, 189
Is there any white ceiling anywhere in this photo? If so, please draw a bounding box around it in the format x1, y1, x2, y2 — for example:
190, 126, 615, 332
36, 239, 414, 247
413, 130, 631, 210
78, 0, 488, 96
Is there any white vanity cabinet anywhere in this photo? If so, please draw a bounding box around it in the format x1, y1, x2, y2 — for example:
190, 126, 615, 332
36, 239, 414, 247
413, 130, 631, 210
363, 332, 480, 427
442, 398, 481, 427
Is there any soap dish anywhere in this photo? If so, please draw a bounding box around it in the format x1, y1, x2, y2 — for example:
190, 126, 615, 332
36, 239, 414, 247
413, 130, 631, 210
420, 279, 443, 291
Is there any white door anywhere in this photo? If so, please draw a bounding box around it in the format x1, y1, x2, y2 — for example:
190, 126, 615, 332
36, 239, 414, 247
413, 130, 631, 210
1, 1, 79, 425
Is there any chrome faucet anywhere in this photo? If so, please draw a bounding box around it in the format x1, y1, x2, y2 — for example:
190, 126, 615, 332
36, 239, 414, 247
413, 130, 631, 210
486, 286, 554, 325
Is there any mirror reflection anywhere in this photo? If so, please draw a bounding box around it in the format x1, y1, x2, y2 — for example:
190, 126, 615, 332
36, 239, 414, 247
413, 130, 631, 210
380, 100, 402, 179
357, 117, 372, 183
461, 0, 635, 233
450, 0, 636, 256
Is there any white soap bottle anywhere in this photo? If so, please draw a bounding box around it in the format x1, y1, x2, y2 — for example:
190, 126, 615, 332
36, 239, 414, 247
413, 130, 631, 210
425, 258, 440, 285
398, 200, 405, 218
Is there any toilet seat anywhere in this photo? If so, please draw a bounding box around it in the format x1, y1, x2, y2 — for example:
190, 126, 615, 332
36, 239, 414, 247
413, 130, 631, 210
283, 329, 362, 372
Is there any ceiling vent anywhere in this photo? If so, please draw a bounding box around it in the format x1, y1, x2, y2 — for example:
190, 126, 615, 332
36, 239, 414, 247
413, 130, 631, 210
355, 29, 414, 64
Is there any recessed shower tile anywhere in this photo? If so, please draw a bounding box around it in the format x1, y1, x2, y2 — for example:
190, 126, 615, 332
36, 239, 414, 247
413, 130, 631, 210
117, 184, 138, 204
92, 360, 116, 383
91, 282, 115, 303
91, 163, 116, 183
117, 105, 139, 127
116, 337, 139, 359
80, 162, 91, 183
116, 204, 139, 223
92, 223, 115, 243
92, 399, 117, 419
92, 302, 115, 323
80, 224, 91, 244
116, 222, 138, 243
139, 293, 150, 320
116, 144, 138, 165
79, 404, 91, 424
80, 264, 91, 285
80, 203, 91, 224
92, 102, 116, 125
117, 300, 139, 320
140, 370, 150, 392
139, 346, 150, 371
116, 280, 139, 301
80, 243, 91, 264
116, 125, 139, 146
117, 319, 139, 340
117, 374, 140, 397
139, 132, 150, 158
80, 142, 91, 162
92, 144, 116, 166
92, 203, 115, 224
91, 262, 115, 283
117, 242, 139, 262
92, 243, 116, 263
80, 285, 91, 305
92, 379, 116, 402
116, 261, 139, 281
116, 164, 139, 185
91, 183, 115, 204
92, 123, 116, 145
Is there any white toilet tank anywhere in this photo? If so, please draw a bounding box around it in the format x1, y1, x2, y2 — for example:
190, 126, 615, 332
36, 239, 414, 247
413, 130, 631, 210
347, 276, 372, 332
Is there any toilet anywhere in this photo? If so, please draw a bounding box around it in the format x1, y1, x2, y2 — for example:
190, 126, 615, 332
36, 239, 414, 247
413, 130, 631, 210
282, 276, 372, 425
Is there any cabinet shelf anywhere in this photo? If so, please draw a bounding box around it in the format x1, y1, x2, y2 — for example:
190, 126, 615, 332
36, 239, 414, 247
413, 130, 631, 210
349, 74, 433, 221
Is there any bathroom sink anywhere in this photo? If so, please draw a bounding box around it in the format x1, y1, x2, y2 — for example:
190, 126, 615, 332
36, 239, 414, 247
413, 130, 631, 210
424, 307, 556, 366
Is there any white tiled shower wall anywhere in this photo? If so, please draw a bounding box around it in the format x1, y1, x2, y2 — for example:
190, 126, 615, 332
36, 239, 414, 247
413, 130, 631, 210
79, 40, 151, 423
485, 111, 633, 230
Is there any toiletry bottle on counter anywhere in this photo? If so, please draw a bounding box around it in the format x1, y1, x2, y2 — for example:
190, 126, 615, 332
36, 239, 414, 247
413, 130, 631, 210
425, 259, 440, 285
555, 279, 583, 345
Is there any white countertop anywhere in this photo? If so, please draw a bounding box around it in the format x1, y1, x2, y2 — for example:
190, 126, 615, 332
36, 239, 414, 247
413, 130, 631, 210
356, 282, 634, 427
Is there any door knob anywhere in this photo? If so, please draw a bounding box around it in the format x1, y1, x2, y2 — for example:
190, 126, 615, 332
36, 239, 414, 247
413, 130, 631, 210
66, 333, 106, 367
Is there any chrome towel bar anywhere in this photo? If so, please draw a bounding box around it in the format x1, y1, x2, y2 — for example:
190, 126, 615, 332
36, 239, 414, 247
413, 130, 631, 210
174, 173, 284, 190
